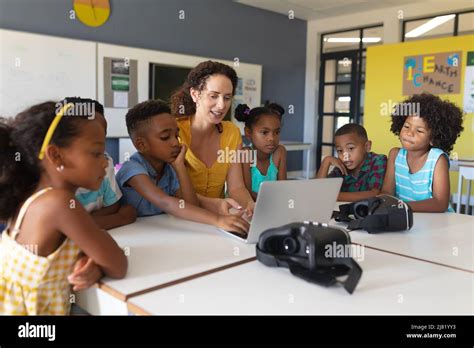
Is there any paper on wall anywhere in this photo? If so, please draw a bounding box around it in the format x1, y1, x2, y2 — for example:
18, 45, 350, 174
463, 51, 474, 114
113, 91, 128, 108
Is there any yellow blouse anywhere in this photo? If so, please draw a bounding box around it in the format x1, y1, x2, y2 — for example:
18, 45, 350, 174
177, 117, 242, 198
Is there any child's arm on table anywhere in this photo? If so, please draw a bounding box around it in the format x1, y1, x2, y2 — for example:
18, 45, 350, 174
127, 174, 249, 235
197, 194, 243, 215
337, 154, 386, 202
49, 190, 128, 280
68, 253, 103, 291
337, 189, 380, 202
90, 203, 136, 230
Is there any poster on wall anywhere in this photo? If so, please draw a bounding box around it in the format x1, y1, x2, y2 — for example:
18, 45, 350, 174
243, 77, 259, 106
231, 77, 261, 135
103, 57, 138, 109
403, 51, 461, 96
463, 51, 474, 114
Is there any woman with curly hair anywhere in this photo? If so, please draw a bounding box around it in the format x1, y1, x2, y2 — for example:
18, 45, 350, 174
170, 61, 255, 220
381, 93, 464, 212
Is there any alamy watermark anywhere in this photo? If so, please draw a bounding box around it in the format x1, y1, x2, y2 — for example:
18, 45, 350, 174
55, 100, 96, 120
217, 146, 257, 166
18, 322, 55, 341
380, 99, 420, 117
324, 242, 365, 262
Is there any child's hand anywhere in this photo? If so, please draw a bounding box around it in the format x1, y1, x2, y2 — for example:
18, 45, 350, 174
68, 255, 103, 291
118, 204, 137, 224
323, 156, 348, 176
216, 214, 250, 236
243, 201, 255, 219
170, 144, 187, 169
216, 198, 243, 215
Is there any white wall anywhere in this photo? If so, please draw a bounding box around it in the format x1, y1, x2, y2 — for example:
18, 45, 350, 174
304, 0, 474, 176
97, 43, 262, 137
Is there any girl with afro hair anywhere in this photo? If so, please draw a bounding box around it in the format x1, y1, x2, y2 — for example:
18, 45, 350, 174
381, 93, 464, 212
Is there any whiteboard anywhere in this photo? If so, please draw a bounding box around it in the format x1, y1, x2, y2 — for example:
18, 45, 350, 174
98, 43, 262, 137
0, 29, 96, 118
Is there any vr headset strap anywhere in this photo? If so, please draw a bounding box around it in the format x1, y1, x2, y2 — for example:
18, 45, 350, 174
256, 247, 303, 268
333, 203, 355, 222
337, 258, 363, 294
288, 265, 338, 287
289, 261, 362, 294
256, 247, 285, 267
346, 214, 387, 233
339, 203, 354, 216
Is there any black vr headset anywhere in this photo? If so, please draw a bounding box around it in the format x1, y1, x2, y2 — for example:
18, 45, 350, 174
256, 221, 363, 294
333, 194, 414, 233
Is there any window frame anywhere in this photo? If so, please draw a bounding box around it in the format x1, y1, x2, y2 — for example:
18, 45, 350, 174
402, 9, 474, 42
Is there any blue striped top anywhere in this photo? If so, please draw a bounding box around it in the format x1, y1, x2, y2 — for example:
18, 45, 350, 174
394, 147, 453, 212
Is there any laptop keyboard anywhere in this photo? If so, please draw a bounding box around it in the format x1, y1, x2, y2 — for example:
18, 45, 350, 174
228, 230, 248, 239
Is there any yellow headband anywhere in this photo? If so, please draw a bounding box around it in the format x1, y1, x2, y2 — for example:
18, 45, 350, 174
38, 103, 74, 160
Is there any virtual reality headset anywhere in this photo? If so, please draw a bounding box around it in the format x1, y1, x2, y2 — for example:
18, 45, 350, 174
334, 194, 414, 233
256, 221, 363, 294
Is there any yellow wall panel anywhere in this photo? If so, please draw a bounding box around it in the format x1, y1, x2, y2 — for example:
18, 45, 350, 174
365, 35, 474, 194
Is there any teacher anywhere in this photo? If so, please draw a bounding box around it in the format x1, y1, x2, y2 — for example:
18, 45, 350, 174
170, 60, 255, 215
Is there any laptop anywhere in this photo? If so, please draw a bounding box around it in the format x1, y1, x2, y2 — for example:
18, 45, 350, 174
219, 178, 343, 243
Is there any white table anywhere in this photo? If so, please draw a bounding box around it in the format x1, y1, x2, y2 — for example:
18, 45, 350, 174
75, 214, 255, 315
281, 141, 312, 179
127, 248, 473, 315
76, 206, 473, 315
332, 212, 474, 273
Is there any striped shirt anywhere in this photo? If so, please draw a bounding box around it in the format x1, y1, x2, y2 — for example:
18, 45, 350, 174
394, 147, 454, 212
76, 153, 122, 212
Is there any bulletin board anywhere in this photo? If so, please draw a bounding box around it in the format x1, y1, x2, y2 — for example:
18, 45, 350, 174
364, 35, 474, 195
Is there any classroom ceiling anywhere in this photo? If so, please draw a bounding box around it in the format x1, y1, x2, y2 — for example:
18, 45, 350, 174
235, 0, 432, 20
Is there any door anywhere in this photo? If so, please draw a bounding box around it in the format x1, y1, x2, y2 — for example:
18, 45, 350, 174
316, 50, 360, 168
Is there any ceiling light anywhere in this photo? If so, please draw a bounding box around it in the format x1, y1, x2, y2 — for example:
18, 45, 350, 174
338, 97, 351, 102
405, 14, 455, 38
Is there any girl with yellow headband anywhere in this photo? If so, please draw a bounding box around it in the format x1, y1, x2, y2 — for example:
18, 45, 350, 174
0, 101, 127, 315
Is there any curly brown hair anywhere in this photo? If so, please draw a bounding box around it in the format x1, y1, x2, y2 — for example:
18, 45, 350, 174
390, 93, 464, 153
170, 60, 238, 116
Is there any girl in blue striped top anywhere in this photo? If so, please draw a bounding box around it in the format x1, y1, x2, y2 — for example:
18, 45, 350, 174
381, 94, 464, 212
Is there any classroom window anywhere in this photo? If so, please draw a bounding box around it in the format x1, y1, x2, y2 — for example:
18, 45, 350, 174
317, 25, 382, 165
362, 26, 383, 49
322, 29, 361, 53
458, 12, 474, 35
402, 10, 474, 41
